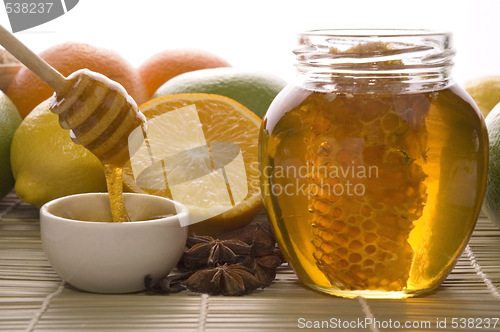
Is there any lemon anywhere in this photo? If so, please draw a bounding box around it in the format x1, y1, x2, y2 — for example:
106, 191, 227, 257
152, 68, 287, 118
0, 91, 22, 200
463, 76, 500, 118
11, 100, 107, 208
483, 102, 500, 228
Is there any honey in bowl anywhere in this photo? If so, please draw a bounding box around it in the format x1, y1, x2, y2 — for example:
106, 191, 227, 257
259, 30, 488, 298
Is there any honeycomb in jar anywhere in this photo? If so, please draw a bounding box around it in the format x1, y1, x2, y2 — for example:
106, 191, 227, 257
301, 92, 430, 291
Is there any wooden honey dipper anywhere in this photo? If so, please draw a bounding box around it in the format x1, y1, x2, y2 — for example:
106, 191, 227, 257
0, 24, 146, 222
0, 24, 146, 166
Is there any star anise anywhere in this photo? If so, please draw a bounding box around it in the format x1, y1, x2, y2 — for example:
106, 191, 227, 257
177, 235, 250, 271
219, 222, 274, 245
184, 264, 263, 296
144, 271, 194, 294
240, 223, 286, 286
146, 222, 285, 296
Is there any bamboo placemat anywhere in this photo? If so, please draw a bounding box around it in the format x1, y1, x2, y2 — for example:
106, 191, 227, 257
1, 191, 500, 332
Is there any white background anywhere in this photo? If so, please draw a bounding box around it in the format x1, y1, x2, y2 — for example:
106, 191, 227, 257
0, 0, 499, 85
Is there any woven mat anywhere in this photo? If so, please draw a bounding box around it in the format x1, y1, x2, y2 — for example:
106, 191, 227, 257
1, 191, 500, 332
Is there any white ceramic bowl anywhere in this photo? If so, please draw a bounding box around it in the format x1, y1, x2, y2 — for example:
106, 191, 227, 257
40, 193, 189, 293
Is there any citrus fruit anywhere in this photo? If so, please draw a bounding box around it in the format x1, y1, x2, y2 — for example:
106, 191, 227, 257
7, 42, 148, 118
0, 49, 22, 92
123, 93, 263, 236
483, 102, 500, 228
463, 75, 500, 118
138, 48, 232, 98
153, 68, 287, 118
11, 100, 107, 208
0, 91, 22, 200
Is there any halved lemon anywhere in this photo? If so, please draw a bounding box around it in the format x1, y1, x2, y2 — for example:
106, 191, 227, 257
123, 93, 263, 236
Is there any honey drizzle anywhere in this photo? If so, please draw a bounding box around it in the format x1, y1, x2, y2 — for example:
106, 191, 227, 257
104, 164, 130, 223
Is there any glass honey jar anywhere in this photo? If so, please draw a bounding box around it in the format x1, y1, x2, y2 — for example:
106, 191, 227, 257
259, 29, 488, 299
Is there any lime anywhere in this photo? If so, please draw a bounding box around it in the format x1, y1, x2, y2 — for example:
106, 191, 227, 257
0, 91, 22, 199
483, 102, 500, 228
152, 68, 287, 118
11, 100, 107, 208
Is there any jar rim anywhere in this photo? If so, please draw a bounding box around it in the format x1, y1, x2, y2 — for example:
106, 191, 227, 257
299, 29, 452, 38
294, 29, 455, 93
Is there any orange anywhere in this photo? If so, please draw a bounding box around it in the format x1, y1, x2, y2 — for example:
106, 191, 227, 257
123, 93, 262, 237
137, 48, 231, 98
7, 42, 148, 118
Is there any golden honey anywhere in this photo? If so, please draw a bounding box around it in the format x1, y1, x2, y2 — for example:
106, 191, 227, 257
259, 30, 488, 298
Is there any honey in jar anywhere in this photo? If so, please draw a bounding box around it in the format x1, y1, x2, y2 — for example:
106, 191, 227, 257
259, 30, 488, 298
